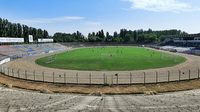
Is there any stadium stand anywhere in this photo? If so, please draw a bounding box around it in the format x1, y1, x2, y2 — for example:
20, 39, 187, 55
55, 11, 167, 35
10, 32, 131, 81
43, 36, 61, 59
0, 43, 67, 59
158, 33, 200, 56
187, 47, 200, 56
160, 46, 194, 53
162, 33, 200, 47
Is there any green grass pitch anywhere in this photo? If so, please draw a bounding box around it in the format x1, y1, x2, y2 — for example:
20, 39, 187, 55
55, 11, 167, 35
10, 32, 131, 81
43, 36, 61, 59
36, 47, 186, 71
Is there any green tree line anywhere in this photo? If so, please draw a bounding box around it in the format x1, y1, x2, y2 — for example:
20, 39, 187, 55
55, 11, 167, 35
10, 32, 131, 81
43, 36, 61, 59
54, 29, 187, 43
53, 31, 85, 42
0, 18, 49, 42
0, 18, 187, 44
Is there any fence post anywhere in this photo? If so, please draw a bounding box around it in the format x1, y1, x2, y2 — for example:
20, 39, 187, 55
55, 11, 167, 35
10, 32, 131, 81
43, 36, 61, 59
33, 70, 35, 81
106, 76, 108, 85
25, 70, 27, 79
2, 66, 4, 73
0, 66, 2, 73
116, 73, 119, 85
7, 68, 9, 76
179, 70, 181, 82
42, 72, 44, 82
12, 68, 14, 77
168, 71, 170, 82
156, 71, 158, 83
89, 73, 91, 84
18, 69, 20, 78
103, 73, 106, 85
1, 67, 3, 73
198, 68, 200, 79
76, 72, 78, 84
144, 72, 146, 85
130, 72, 132, 84
64, 72, 66, 84
3, 67, 5, 74
111, 75, 113, 85
53, 72, 55, 83
4, 67, 6, 74
3, 67, 6, 74
1, 66, 3, 73
189, 69, 191, 80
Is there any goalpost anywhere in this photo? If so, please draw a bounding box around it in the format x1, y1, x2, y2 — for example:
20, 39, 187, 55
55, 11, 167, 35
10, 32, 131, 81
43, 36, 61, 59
46, 54, 56, 64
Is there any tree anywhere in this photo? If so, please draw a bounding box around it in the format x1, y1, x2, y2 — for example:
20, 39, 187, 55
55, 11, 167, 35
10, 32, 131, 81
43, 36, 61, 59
0, 17, 50, 43
36, 29, 44, 39
133, 30, 138, 42
144, 33, 157, 43
17, 23, 22, 37
113, 31, 118, 38
98, 29, 105, 42
124, 33, 131, 42
106, 32, 109, 38
105, 32, 113, 42
43, 30, 49, 38
22, 25, 29, 42
0, 18, 2, 37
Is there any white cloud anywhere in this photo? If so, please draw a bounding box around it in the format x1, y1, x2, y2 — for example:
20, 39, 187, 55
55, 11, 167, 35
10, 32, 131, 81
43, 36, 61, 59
18, 16, 85, 24
125, 0, 200, 12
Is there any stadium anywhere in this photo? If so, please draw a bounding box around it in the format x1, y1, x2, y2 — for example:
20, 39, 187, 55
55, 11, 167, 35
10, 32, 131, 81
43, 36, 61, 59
1, 35, 200, 111
1, 0, 200, 111
1, 42, 199, 85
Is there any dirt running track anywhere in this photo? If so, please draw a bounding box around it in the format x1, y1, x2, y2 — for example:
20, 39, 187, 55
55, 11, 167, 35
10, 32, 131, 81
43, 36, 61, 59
2, 47, 200, 85
0, 86, 200, 112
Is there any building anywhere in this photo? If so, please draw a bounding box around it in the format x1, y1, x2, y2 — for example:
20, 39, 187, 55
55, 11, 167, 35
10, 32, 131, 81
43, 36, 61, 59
163, 33, 200, 47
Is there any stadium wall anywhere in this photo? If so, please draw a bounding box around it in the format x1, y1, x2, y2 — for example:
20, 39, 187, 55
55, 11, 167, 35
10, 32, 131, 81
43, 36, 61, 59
0, 37, 24, 43
38, 39, 54, 43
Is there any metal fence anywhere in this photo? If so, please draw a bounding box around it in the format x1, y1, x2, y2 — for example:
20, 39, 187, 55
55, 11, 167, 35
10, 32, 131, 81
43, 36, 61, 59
0, 65, 200, 85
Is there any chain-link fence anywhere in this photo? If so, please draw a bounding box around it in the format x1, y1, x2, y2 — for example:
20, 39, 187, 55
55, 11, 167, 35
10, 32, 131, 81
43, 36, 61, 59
0, 65, 200, 85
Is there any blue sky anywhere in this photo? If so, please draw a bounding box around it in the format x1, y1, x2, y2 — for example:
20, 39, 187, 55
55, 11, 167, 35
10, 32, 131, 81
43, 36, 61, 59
0, 0, 200, 35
